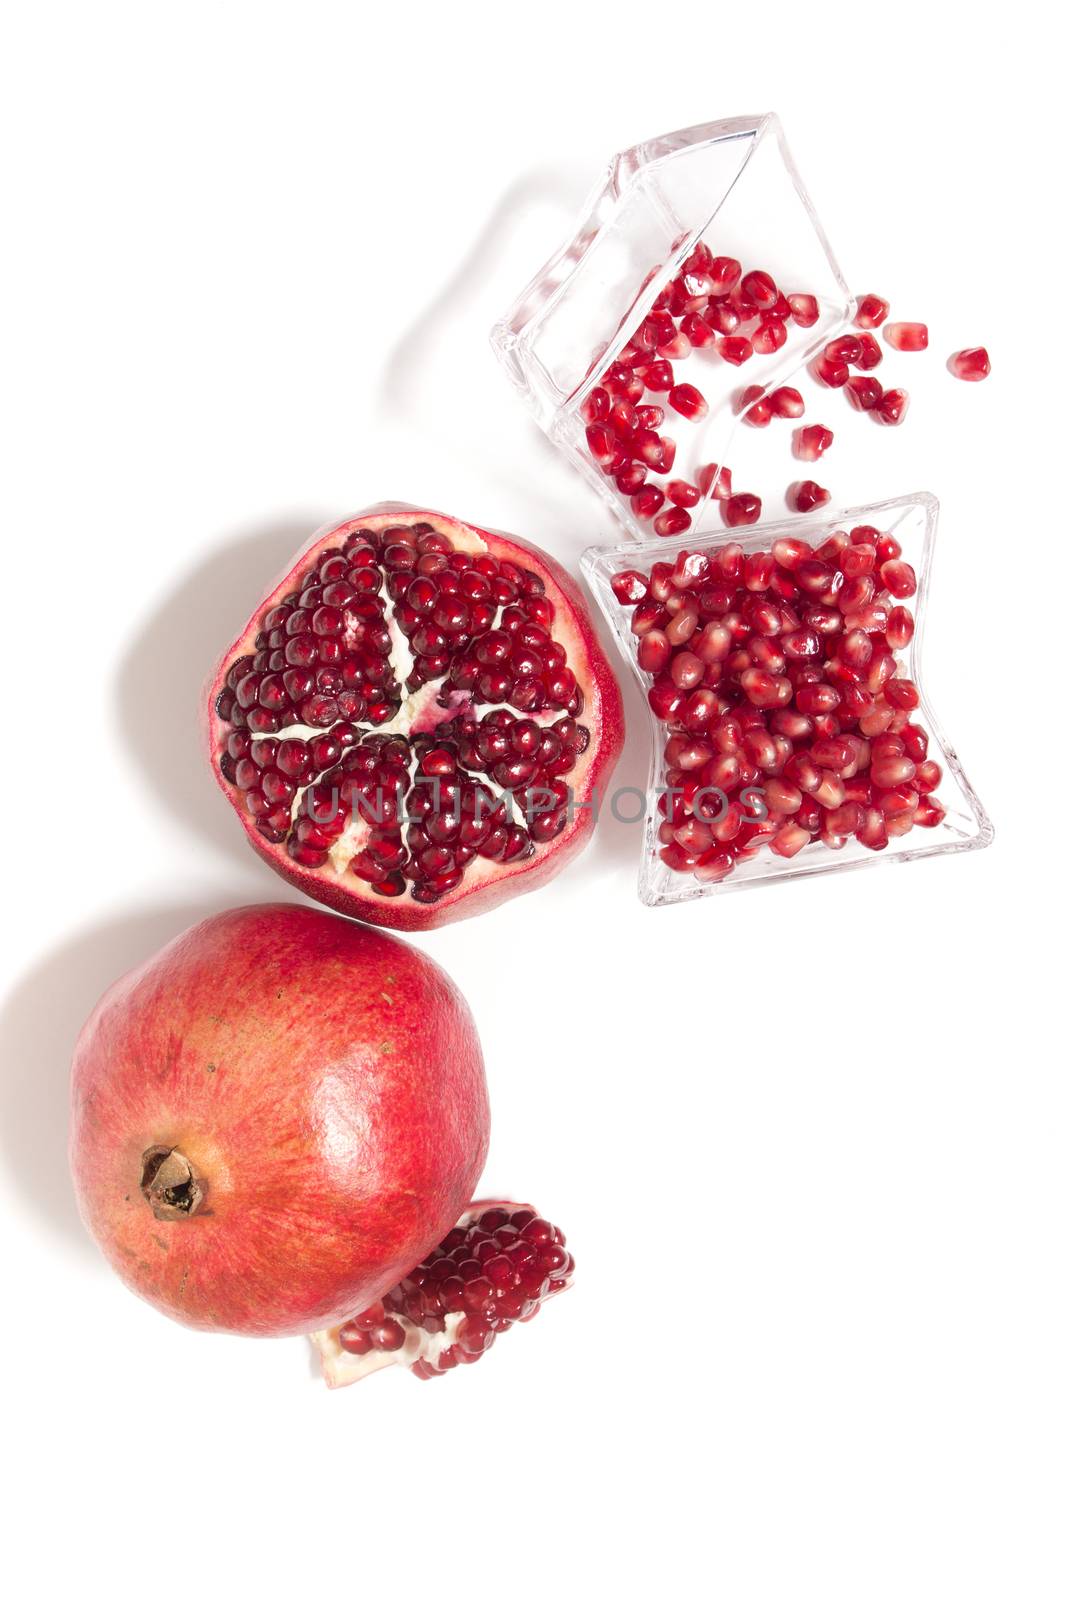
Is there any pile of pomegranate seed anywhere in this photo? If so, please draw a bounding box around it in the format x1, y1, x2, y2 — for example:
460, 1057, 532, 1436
583, 258, 989, 530
610, 525, 945, 883
214, 522, 591, 905
313, 1202, 574, 1385
581, 240, 821, 535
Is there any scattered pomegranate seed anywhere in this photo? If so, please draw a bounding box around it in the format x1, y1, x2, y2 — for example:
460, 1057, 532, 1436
792, 480, 831, 513
812, 352, 849, 387
876, 388, 909, 425
668, 382, 708, 420
632, 484, 665, 519
666, 479, 701, 508
697, 463, 733, 500
770, 386, 805, 418
826, 335, 863, 365
719, 335, 755, 366
854, 333, 883, 369
846, 375, 884, 411
854, 295, 889, 329
654, 506, 692, 538
883, 321, 929, 352
787, 293, 820, 327
752, 317, 788, 355
794, 423, 834, 461
723, 492, 762, 527
741, 269, 778, 309
740, 385, 773, 427
947, 346, 991, 381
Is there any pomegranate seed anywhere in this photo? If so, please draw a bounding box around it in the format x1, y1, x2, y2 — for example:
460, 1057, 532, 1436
883, 321, 929, 352
769, 386, 805, 419
794, 423, 834, 461
719, 335, 754, 366
709, 256, 742, 296
751, 317, 787, 354
642, 359, 675, 391
741, 386, 773, 427
681, 311, 716, 349
668, 382, 708, 421
854, 295, 889, 329
881, 559, 917, 598
723, 492, 762, 527
610, 570, 648, 606
826, 335, 862, 365
666, 479, 700, 508
615, 461, 647, 494
948, 346, 991, 381
846, 375, 884, 411
705, 301, 740, 335
632, 484, 665, 519
854, 333, 883, 369
791, 480, 831, 513
741, 270, 778, 309
787, 293, 820, 328
812, 352, 848, 387
876, 388, 909, 425
585, 423, 618, 464
697, 463, 733, 500
654, 507, 692, 538
770, 822, 810, 859
887, 606, 915, 650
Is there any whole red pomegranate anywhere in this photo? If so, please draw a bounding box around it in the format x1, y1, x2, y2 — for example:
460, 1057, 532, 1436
207, 505, 624, 929
69, 903, 489, 1337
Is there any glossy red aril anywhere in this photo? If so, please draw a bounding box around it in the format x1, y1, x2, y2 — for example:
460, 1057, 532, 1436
812, 351, 849, 387
787, 293, 820, 327
697, 463, 733, 500
854, 295, 889, 329
669, 382, 708, 421
208, 507, 624, 930
792, 480, 831, 513
884, 321, 929, 352
723, 492, 762, 527
770, 386, 805, 418
609, 524, 944, 885
312, 1200, 574, 1387
877, 388, 909, 425
719, 335, 755, 366
948, 347, 991, 381
846, 375, 884, 411
795, 423, 833, 461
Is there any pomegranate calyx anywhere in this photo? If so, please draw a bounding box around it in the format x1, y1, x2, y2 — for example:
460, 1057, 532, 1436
140, 1146, 205, 1221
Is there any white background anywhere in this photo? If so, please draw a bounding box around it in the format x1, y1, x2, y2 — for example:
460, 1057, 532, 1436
1, 4, 1061, 1596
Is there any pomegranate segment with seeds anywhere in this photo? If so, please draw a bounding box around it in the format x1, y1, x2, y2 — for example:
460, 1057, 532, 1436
582, 496, 993, 902
311, 1200, 574, 1387
208, 507, 624, 930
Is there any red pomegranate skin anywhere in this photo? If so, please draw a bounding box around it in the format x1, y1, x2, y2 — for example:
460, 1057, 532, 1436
70, 903, 489, 1337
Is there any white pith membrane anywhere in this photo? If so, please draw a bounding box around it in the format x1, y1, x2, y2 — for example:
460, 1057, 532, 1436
213, 517, 596, 907
310, 1201, 574, 1388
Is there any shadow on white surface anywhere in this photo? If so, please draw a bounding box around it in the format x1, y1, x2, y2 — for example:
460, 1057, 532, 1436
376, 166, 599, 548
116, 513, 328, 857
0, 895, 269, 1258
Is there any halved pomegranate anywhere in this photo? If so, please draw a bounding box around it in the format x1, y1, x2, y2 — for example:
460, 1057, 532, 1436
312, 1199, 573, 1387
207, 506, 624, 929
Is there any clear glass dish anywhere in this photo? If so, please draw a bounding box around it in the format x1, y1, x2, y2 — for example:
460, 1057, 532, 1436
580, 493, 993, 906
492, 113, 853, 542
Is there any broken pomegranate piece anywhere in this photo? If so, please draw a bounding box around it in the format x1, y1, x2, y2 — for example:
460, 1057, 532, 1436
208, 507, 624, 930
311, 1201, 573, 1387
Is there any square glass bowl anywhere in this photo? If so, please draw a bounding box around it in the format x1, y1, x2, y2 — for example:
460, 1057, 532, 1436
492, 113, 853, 542
580, 493, 993, 906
